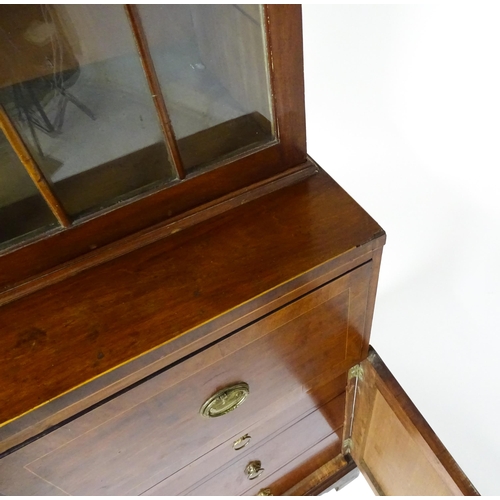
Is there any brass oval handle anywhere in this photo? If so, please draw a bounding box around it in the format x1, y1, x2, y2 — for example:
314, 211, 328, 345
200, 382, 250, 418
245, 460, 264, 480
257, 488, 273, 496
233, 433, 252, 450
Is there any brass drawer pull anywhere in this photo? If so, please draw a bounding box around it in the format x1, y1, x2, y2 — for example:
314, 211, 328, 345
245, 460, 264, 480
257, 488, 273, 496
200, 382, 250, 418
233, 433, 252, 450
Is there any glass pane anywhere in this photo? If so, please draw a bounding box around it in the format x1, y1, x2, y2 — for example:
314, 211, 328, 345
0, 129, 58, 249
137, 4, 275, 172
0, 5, 175, 218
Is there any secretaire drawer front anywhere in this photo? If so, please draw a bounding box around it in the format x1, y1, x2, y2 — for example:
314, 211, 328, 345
0, 262, 372, 496
185, 393, 345, 496
141, 374, 347, 496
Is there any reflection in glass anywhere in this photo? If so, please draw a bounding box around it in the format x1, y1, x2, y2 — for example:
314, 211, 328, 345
0, 129, 58, 248
137, 4, 275, 171
0, 5, 175, 218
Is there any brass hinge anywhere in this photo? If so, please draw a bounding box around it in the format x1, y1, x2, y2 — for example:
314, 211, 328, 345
342, 437, 353, 455
348, 364, 364, 381
343, 364, 364, 456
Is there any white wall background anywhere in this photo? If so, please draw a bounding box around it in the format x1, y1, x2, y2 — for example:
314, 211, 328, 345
302, 4, 500, 496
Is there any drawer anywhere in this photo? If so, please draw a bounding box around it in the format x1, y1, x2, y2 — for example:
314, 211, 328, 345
185, 392, 345, 496
142, 373, 346, 495
245, 433, 343, 496
0, 263, 371, 496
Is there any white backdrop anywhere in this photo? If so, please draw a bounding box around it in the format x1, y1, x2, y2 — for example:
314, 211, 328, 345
302, 4, 500, 496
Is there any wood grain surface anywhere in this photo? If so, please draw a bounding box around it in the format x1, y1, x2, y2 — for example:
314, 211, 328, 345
185, 394, 345, 496
282, 454, 357, 496
351, 348, 479, 496
0, 168, 383, 428
243, 434, 343, 496
141, 374, 347, 496
0, 7, 391, 498
0, 265, 367, 494
0, 162, 315, 307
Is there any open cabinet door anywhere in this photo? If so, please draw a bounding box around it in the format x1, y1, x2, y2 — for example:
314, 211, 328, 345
348, 347, 479, 496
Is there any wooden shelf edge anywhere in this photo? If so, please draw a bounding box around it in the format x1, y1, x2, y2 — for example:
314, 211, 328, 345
0, 161, 316, 307
283, 454, 359, 496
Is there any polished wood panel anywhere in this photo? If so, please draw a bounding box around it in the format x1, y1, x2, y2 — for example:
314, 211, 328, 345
360, 247, 384, 359
266, 5, 306, 166
0, 268, 369, 494
186, 394, 345, 496
141, 374, 347, 495
243, 434, 343, 496
0, 244, 376, 455
351, 348, 479, 496
0, 169, 383, 427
